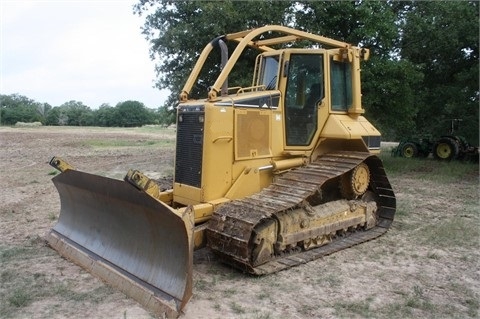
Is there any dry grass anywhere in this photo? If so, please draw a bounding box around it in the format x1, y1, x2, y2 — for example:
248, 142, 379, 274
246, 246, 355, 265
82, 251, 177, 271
0, 126, 478, 319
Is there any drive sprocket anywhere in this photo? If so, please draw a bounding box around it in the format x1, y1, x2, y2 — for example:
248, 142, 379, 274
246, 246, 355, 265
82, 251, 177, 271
340, 162, 370, 199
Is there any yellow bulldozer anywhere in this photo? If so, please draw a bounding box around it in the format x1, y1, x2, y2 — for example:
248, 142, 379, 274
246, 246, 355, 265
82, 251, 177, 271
47, 25, 396, 318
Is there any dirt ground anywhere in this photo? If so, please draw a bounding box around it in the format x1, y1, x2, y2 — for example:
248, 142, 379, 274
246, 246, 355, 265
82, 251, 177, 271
0, 126, 478, 319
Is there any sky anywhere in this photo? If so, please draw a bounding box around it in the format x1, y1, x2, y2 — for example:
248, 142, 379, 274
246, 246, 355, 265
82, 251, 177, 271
0, 0, 170, 109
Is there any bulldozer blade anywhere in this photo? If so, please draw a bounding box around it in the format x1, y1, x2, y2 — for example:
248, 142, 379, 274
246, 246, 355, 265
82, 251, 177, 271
46, 169, 193, 318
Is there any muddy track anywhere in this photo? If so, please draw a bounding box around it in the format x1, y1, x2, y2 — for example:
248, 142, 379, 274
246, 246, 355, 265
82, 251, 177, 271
207, 151, 396, 274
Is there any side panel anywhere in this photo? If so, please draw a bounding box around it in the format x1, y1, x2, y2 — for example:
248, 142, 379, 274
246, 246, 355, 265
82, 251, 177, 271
174, 96, 279, 205
201, 104, 235, 202
235, 109, 272, 160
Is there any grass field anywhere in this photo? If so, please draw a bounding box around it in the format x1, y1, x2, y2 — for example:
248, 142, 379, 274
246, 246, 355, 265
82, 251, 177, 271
0, 126, 478, 319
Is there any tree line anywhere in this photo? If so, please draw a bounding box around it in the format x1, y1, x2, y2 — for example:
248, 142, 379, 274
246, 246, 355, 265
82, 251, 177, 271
0, 94, 175, 127
2, 1, 478, 145
134, 0, 478, 144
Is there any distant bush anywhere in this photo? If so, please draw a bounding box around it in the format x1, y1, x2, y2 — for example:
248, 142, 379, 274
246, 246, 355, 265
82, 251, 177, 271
14, 121, 43, 127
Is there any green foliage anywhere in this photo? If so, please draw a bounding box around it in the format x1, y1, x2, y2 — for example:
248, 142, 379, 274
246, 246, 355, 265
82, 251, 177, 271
134, 0, 479, 144
156, 105, 176, 127
134, 0, 292, 100
45, 106, 61, 125
58, 100, 94, 126
112, 100, 150, 127
363, 57, 424, 140
3, 1, 478, 143
44, 101, 93, 126
0, 94, 47, 125
401, 1, 479, 144
2, 94, 162, 127
94, 104, 116, 126
294, 1, 399, 57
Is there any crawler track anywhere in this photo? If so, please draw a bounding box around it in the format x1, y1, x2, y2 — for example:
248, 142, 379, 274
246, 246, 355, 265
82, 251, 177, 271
207, 152, 396, 275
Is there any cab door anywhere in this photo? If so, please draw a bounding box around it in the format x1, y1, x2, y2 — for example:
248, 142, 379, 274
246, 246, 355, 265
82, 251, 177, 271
283, 52, 325, 147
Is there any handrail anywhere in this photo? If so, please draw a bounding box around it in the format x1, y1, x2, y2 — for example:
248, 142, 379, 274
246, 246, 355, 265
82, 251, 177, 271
180, 25, 354, 102
236, 85, 266, 95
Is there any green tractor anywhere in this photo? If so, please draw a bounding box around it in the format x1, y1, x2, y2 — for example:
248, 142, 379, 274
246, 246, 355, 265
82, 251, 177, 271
393, 136, 433, 159
392, 119, 479, 161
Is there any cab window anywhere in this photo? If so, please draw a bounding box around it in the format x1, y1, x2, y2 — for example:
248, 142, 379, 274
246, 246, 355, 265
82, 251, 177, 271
284, 54, 324, 146
259, 56, 279, 90
330, 60, 352, 111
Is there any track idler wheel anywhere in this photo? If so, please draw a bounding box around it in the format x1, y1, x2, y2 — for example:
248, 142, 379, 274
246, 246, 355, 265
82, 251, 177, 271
341, 162, 370, 199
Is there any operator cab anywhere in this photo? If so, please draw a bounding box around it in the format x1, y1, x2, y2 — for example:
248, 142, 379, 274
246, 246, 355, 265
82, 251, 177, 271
254, 49, 354, 148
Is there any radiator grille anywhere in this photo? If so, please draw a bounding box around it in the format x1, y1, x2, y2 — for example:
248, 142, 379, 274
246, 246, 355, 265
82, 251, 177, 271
236, 111, 270, 159
175, 111, 204, 187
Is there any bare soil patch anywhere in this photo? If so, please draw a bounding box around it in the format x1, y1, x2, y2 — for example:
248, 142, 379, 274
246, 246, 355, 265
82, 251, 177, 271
1, 126, 478, 319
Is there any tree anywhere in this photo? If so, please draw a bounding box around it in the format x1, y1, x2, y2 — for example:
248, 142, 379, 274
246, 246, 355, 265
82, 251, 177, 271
294, 1, 400, 58
37, 102, 52, 121
45, 106, 61, 125
113, 100, 151, 127
400, 1, 479, 144
134, 1, 479, 143
293, 1, 420, 141
93, 104, 116, 127
0, 94, 44, 125
156, 102, 176, 127
362, 57, 424, 140
56, 100, 94, 126
134, 0, 293, 103
133, 1, 409, 138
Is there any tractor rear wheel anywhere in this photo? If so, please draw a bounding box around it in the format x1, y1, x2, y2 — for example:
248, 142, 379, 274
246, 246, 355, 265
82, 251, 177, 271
433, 137, 459, 161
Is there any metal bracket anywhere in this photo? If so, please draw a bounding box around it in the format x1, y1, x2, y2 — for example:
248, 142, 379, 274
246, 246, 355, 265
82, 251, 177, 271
49, 156, 75, 172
